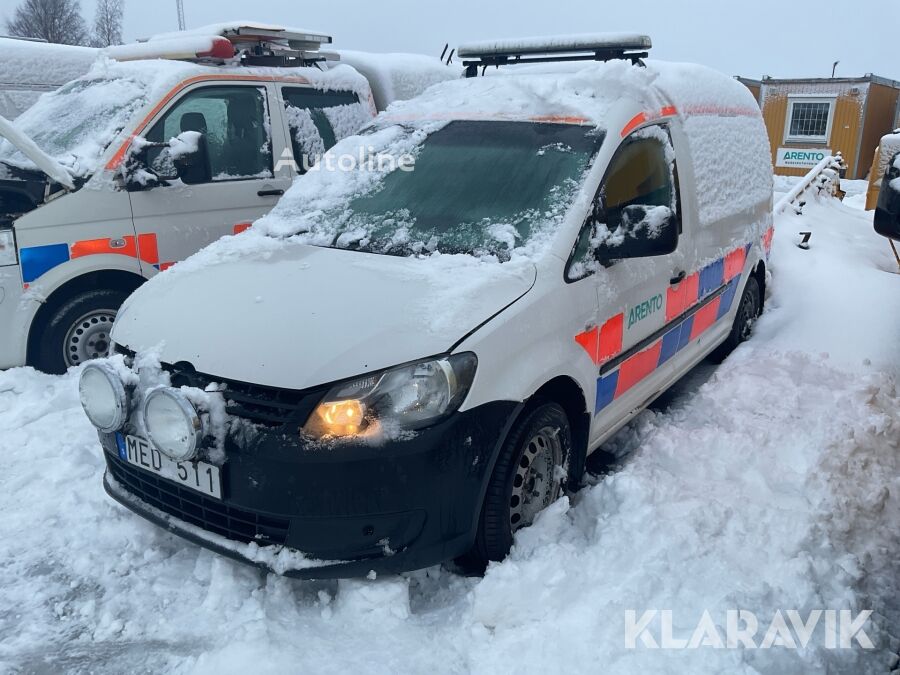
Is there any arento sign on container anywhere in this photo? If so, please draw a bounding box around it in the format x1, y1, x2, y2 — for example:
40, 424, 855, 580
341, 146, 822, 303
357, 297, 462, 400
776, 148, 832, 169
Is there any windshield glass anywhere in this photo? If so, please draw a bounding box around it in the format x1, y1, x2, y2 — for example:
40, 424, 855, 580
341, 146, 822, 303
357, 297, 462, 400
0, 76, 151, 179
289, 120, 604, 259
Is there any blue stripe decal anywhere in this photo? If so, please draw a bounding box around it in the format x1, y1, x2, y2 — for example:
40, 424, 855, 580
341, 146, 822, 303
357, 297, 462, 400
20, 243, 70, 283
658, 324, 683, 366
699, 259, 724, 298
595, 371, 619, 413
717, 279, 740, 320
676, 315, 695, 351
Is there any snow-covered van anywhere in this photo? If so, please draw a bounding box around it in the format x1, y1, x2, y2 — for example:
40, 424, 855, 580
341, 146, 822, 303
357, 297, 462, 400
0, 24, 455, 373
79, 35, 774, 577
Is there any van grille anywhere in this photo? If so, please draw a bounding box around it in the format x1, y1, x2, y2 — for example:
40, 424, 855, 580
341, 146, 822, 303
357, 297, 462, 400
166, 365, 324, 428
107, 455, 290, 546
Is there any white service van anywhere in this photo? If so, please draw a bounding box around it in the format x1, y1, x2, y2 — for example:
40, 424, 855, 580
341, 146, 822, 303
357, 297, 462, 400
0, 23, 455, 372
79, 35, 775, 578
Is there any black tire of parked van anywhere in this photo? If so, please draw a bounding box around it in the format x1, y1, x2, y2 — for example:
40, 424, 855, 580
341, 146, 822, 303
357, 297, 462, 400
33, 289, 128, 374
709, 275, 761, 363
459, 401, 572, 572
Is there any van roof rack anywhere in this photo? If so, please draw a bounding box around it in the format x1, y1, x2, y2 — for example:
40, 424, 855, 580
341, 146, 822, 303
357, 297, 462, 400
457, 33, 651, 78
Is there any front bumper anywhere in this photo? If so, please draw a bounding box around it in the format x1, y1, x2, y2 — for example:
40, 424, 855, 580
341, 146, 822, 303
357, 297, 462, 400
0, 264, 29, 369
100, 400, 520, 578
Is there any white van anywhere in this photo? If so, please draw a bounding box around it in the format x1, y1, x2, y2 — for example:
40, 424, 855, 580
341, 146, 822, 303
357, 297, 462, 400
0, 23, 455, 373
79, 35, 774, 578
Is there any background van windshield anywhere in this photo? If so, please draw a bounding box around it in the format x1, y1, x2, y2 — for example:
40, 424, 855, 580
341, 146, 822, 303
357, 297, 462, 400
336, 120, 604, 257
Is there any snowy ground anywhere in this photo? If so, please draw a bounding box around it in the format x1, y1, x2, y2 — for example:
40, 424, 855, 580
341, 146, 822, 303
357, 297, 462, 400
0, 181, 898, 674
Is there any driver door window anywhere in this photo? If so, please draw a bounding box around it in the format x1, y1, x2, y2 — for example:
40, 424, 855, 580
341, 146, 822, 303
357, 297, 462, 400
144, 86, 272, 182
568, 131, 679, 280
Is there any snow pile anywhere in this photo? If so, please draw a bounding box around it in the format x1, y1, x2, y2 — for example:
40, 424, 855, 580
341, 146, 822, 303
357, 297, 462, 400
457, 32, 650, 56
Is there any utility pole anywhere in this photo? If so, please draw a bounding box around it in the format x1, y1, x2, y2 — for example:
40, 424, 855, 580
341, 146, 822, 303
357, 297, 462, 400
176, 0, 186, 30
832, 61, 839, 78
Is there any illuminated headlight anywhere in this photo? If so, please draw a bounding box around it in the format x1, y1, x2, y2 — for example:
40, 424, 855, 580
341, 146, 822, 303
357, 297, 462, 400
303, 353, 477, 439
142, 387, 204, 461
0, 229, 17, 267
79, 362, 129, 433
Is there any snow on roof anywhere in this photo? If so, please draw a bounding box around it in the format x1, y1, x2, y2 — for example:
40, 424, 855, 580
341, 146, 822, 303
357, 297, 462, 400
457, 32, 651, 57
0, 38, 97, 88
334, 50, 461, 111
148, 22, 330, 45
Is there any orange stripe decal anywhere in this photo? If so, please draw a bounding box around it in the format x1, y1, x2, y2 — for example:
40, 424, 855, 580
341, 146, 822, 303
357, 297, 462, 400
620, 112, 648, 138
615, 342, 662, 397
598, 313, 624, 364
137, 233, 159, 265
70, 236, 137, 259
660, 105, 678, 117
233, 222, 253, 235
723, 247, 746, 282
665, 271, 699, 322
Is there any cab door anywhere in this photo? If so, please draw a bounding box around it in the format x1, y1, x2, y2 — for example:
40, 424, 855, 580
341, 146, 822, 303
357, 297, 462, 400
128, 82, 292, 274
586, 125, 698, 441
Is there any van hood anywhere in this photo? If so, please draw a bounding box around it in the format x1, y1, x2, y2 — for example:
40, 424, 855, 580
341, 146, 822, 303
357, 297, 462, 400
0, 114, 75, 190
112, 243, 537, 390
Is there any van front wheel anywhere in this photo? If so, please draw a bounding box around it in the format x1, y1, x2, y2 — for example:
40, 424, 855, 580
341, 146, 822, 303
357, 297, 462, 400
33, 289, 128, 374
460, 401, 571, 571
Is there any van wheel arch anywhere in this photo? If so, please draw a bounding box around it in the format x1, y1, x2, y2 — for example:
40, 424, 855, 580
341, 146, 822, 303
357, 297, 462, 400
27, 270, 146, 369
527, 376, 590, 491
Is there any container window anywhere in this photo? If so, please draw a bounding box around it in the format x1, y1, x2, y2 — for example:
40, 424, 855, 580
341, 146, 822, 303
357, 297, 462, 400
785, 98, 834, 143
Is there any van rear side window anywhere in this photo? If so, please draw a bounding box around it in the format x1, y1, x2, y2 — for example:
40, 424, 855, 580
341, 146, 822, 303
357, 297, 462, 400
281, 88, 363, 174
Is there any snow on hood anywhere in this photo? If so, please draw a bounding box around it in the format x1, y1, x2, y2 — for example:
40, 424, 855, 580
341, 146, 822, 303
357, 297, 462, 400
112, 237, 537, 389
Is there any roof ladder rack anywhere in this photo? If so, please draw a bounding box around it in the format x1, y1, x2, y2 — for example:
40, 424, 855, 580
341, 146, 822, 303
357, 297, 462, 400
457, 34, 651, 78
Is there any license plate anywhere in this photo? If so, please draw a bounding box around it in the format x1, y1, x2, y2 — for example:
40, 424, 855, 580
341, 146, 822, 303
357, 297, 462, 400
118, 434, 222, 499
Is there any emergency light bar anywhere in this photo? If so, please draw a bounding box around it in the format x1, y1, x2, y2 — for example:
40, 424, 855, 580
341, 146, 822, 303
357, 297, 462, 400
106, 23, 335, 67
458, 33, 651, 77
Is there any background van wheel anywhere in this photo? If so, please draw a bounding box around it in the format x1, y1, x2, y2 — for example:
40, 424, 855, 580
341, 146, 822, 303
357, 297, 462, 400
710, 275, 761, 363
458, 401, 571, 572
33, 289, 128, 374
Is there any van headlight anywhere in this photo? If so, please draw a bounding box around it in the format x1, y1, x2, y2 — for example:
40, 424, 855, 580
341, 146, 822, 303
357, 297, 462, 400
0, 229, 17, 267
142, 387, 204, 461
79, 362, 129, 433
303, 353, 477, 439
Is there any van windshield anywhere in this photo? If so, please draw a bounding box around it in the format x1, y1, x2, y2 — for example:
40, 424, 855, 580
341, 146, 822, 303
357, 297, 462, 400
313, 120, 604, 259
0, 76, 151, 180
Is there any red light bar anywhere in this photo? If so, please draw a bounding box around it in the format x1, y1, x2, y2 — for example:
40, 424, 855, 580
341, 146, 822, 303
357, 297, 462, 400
197, 37, 235, 60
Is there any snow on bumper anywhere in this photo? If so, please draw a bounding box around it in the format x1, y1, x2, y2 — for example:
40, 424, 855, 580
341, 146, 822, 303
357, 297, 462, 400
0, 264, 31, 369
98, 399, 520, 578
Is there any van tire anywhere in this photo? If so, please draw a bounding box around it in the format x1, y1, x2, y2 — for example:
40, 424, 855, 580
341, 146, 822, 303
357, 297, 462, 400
458, 401, 571, 572
33, 289, 128, 374
709, 275, 761, 363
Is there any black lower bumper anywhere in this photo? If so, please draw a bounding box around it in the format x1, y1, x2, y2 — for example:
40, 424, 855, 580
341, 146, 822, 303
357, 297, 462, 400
100, 400, 520, 579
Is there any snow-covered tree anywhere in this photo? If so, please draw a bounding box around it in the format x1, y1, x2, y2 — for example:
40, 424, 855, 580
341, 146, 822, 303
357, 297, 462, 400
90, 0, 122, 47
5, 0, 89, 45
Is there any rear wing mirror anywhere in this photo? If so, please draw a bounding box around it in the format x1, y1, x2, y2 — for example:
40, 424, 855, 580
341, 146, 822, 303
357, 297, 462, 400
592, 203, 679, 261
874, 152, 900, 241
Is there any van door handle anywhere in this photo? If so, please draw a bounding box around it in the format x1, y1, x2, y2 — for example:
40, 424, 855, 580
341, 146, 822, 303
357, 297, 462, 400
257, 189, 284, 197
669, 270, 686, 285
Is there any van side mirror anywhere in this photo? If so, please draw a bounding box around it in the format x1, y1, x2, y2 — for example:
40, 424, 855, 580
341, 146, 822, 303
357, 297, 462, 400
874, 152, 900, 241
592, 202, 679, 261
172, 132, 211, 185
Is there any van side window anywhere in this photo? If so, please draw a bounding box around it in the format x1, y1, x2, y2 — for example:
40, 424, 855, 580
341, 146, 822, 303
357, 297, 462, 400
145, 86, 272, 182
566, 128, 679, 280
281, 88, 363, 174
